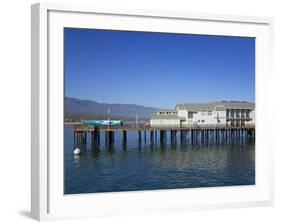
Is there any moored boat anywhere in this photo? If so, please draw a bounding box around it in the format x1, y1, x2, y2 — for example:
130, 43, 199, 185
82, 120, 123, 126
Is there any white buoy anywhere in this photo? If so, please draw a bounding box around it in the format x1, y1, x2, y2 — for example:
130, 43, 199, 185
73, 147, 81, 155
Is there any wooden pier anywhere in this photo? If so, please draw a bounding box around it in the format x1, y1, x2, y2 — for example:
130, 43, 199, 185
72, 125, 255, 150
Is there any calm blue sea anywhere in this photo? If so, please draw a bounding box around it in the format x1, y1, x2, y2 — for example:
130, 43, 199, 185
64, 125, 255, 194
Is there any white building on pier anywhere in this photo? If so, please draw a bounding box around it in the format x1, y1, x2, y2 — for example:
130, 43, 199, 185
150, 101, 255, 127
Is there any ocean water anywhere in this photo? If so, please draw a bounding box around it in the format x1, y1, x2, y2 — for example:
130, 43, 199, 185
64, 125, 255, 194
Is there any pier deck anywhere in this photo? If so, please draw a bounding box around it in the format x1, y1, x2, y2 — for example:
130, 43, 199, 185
72, 124, 255, 132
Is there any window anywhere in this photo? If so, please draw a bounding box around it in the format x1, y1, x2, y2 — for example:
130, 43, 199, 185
226, 109, 230, 117
246, 109, 250, 118
188, 112, 193, 119
198, 120, 200, 123
236, 109, 240, 118
241, 109, 245, 118
231, 109, 235, 118
201, 111, 206, 115
207, 111, 212, 116
201, 120, 205, 123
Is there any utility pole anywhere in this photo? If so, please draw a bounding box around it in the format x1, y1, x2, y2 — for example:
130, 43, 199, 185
136, 112, 138, 127
108, 107, 110, 127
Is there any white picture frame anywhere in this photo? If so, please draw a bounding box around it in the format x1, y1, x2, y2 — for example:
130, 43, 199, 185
31, 2, 274, 221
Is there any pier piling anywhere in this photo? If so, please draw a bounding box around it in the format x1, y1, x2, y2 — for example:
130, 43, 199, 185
150, 130, 154, 143
138, 130, 142, 142
122, 130, 127, 142
171, 130, 177, 144
91, 130, 100, 150
144, 131, 146, 144
160, 130, 166, 145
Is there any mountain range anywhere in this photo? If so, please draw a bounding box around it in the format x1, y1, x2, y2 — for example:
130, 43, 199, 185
65, 97, 160, 119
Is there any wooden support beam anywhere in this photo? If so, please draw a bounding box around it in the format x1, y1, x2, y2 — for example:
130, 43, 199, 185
105, 131, 108, 143
84, 131, 87, 146
110, 131, 114, 143
138, 130, 141, 142
171, 130, 177, 143
73, 132, 76, 148
92, 130, 100, 150
144, 131, 146, 143
150, 130, 154, 143
121, 130, 127, 150
122, 130, 127, 142
160, 130, 166, 144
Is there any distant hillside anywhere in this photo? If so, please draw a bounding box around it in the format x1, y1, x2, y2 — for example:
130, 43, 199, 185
65, 97, 160, 120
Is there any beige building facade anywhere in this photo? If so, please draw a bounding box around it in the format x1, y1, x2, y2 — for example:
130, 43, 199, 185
150, 101, 255, 127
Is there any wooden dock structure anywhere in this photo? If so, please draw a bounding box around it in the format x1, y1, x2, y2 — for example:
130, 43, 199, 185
72, 125, 255, 150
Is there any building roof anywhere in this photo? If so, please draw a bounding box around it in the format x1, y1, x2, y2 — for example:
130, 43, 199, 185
157, 109, 178, 112
176, 103, 214, 111
213, 101, 255, 109
150, 114, 185, 120
176, 101, 255, 111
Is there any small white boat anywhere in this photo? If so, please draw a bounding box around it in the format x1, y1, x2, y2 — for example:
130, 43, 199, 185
73, 148, 81, 155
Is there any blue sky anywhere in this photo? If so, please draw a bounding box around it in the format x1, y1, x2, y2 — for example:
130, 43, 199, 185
64, 28, 255, 109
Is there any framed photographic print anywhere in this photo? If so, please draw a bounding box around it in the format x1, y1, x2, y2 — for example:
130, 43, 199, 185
31, 2, 274, 221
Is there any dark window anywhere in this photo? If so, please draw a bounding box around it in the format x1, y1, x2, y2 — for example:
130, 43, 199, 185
246, 109, 250, 118
236, 109, 240, 118
226, 109, 230, 117
188, 112, 193, 119
241, 109, 245, 118
231, 109, 235, 118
